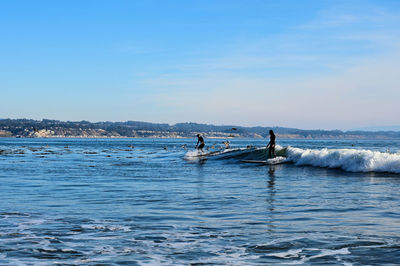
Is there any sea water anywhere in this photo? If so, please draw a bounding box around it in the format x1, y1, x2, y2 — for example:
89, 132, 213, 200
0, 138, 399, 265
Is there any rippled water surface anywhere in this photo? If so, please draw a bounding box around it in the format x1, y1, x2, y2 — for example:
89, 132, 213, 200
0, 138, 399, 265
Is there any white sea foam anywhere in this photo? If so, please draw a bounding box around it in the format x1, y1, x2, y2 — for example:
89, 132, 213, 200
81, 224, 131, 232
184, 149, 227, 159
267, 156, 286, 164
286, 147, 400, 173
285, 247, 351, 265
269, 248, 303, 258
184, 149, 203, 159
309, 247, 350, 259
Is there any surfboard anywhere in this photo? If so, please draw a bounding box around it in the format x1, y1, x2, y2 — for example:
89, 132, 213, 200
242, 156, 287, 165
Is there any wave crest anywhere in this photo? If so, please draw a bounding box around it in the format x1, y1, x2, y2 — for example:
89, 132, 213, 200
286, 147, 400, 173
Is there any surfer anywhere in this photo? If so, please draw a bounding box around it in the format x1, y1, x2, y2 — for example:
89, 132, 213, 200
196, 134, 205, 152
266, 130, 276, 158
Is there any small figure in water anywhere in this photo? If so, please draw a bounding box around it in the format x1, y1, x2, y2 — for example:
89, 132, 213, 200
223, 141, 230, 149
196, 134, 205, 152
266, 130, 276, 158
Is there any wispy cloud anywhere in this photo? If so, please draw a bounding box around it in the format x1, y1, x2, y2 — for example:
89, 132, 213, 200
296, 1, 400, 30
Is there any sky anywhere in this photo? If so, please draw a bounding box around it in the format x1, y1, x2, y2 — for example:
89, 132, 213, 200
1, 0, 399, 130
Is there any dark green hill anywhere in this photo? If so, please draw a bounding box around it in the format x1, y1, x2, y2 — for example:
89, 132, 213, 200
0, 119, 399, 139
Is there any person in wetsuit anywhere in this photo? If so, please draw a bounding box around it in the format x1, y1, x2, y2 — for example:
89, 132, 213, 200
266, 130, 276, 158
196, 134, 205, 152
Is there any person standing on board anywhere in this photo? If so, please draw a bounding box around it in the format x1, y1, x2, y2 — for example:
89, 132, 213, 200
266, 130, 276, 158
196, 134, 205, 152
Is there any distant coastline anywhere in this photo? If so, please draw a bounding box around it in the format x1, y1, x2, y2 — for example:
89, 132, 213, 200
1, 119, 400, 139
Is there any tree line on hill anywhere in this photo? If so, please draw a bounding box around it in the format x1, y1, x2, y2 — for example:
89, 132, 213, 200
0, 119, 399, 139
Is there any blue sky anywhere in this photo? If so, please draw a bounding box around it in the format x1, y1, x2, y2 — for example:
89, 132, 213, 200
1, 0, 399, 130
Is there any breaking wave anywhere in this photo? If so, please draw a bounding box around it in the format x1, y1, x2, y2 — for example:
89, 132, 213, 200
286, 147, 400, 174
185, 145, 400, 174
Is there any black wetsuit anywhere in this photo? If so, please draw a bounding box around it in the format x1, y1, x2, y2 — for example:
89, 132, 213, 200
268, 132, 276, 158
270, 133, 275, 146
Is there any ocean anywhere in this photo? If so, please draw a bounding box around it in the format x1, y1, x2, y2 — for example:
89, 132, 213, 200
0, 138, 399, 265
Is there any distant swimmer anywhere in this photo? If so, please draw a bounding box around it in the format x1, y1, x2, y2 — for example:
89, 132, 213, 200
196, 134, 205, 152
266, 130, 276, 158
223, 141, 230, 149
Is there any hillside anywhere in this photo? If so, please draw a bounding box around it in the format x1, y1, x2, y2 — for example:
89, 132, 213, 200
1, 119, 400, 139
